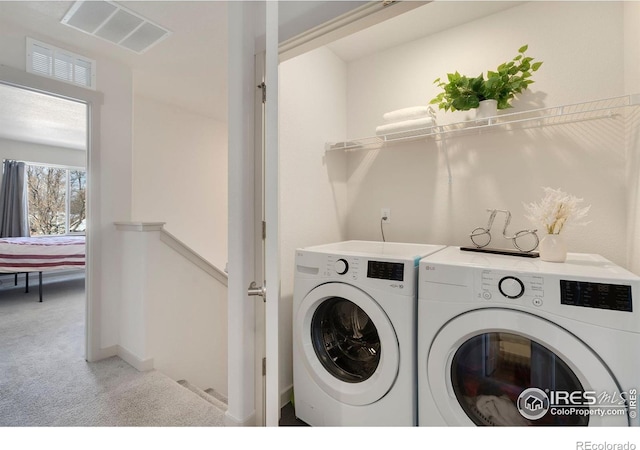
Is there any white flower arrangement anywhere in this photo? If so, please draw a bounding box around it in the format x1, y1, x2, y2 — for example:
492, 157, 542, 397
523, 187, 591, 235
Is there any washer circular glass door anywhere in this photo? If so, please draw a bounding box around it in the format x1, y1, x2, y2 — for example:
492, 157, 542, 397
426, 308, 627, 426
295, 282, 400, 406
311, 297, 381, 383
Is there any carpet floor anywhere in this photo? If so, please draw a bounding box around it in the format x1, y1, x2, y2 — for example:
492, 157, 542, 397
0, 273, 226, 426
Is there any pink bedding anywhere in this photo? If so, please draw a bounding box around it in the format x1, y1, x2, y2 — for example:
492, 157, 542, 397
0, 235, 85, 272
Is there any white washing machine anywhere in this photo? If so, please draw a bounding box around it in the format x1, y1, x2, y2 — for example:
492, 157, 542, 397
418, 246, 640, 427
293, 240, 446, 426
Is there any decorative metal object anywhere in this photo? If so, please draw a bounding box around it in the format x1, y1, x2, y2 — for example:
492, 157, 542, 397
470, 209, 539, 253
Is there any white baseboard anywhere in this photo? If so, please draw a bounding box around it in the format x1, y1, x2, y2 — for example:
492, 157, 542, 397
116, 345, 154, 372
91, 345, 117, 362
224, 410, 256, 427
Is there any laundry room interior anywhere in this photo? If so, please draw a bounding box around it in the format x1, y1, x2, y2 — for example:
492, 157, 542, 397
280, 0, 640, 415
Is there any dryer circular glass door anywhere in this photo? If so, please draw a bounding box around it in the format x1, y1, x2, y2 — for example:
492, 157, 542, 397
426, 308, 627, 426
295, 282, 400, 406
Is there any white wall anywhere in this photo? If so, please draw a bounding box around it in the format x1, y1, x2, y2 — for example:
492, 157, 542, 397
624, 2, 640, 274
117, 226, 228, 396
147, 235, 228, 395
118, 228, 151, 363
132, 96, 228, 270
93, 47, 134, 352
279, 45, 349, 398
0, 138, 86, 169
344, 1, 630, 268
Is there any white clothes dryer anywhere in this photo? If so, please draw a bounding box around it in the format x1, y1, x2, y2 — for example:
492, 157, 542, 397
418, 246, 640, 427
293, 240, 446, 426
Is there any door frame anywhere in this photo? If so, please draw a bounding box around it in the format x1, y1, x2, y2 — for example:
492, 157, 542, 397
0, 64, 103, 363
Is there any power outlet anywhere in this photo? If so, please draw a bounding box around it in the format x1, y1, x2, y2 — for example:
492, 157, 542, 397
381, 208, 391, 224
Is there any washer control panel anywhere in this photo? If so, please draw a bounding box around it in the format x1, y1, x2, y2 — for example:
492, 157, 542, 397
334, 258, 349, 275
498, 276, 525, 299
477, 270, 545, 307
325, 256, 361, 280
318, 254, 412, 293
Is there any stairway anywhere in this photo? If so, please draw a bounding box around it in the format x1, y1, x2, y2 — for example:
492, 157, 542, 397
177, 380, 228, 413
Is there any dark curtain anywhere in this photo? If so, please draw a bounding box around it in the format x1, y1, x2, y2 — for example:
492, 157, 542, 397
0, 160, 29, 237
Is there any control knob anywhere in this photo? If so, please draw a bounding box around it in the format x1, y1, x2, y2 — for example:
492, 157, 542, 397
498, 276, 525, 299
334, 258, 349, 275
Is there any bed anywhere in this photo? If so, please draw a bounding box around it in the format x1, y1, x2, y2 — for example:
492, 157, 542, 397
0, 235, 85, 302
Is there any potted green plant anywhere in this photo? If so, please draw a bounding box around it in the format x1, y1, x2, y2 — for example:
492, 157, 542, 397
430, 45, 543, 114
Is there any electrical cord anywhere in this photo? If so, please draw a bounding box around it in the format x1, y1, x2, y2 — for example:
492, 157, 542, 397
380, 216, 387, 242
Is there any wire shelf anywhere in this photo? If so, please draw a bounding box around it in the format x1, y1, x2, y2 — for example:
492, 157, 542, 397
325, 94, 640, 152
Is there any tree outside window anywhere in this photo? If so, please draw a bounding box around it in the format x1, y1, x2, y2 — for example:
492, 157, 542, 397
68, 170, 86, 233
27, 165, 86, 236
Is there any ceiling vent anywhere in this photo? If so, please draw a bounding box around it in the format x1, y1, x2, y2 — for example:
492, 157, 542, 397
61, 0, 171, 54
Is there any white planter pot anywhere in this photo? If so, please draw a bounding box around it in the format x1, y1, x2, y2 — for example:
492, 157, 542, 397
539, 234, 567, 262
475, 99, 498, 120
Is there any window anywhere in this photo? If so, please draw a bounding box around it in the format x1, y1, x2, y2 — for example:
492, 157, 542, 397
26, 38, 96, 90
27, 165, 86, 236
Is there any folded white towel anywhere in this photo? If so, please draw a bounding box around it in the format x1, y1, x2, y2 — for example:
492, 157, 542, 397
383, 106, 433, 123
375, 116, 435, 139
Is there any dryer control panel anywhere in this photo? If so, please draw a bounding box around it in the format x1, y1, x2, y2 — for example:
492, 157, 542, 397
477, 270, 545, 307
419, 245, 640, 332
560, 279, 633, 312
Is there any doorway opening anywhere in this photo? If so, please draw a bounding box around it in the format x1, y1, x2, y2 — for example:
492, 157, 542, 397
0, 81, 89, 361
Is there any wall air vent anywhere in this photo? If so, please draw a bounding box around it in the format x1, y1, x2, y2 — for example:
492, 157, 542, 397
27, 38, 96, 90
61, 0, 171, 54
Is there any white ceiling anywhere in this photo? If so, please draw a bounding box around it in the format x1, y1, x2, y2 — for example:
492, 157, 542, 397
326, 1, 523, 62
0, 0, 228, 121
0, 83, 87, 150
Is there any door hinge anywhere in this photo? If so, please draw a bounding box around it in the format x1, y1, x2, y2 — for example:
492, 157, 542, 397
262, 357, 266, 376
262, 220, 266, 240
258, 82, 266, 103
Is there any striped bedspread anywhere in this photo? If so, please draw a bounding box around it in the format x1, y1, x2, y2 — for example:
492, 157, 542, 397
0, 236, 85, 272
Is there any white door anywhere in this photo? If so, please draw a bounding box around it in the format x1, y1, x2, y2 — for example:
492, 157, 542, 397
427, 309, 627, 426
